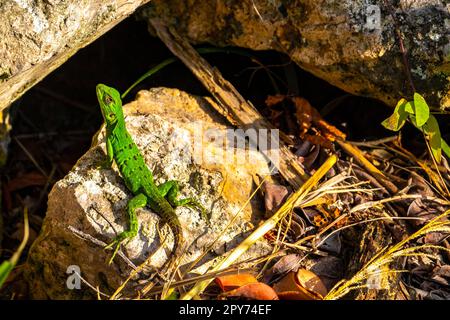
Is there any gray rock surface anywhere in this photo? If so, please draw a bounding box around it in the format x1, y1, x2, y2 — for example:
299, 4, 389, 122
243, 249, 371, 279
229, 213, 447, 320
25, 87, 272, 299
141, 0, 449, 109
0, 0, 151, 111
1, 1, 447, 111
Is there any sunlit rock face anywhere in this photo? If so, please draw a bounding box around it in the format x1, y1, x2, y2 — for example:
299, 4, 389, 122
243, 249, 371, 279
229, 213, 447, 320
25, 87, 273, 299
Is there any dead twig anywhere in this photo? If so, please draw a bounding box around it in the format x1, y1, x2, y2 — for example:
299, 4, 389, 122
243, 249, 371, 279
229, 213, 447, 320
68, 226, 136, 270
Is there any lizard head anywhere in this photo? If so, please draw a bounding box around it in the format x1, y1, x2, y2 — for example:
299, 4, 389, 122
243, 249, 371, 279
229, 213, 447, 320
96, 83, 123, 126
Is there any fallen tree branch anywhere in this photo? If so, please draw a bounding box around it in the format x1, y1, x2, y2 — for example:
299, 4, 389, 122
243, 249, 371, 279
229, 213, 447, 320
149, 18, 309, 189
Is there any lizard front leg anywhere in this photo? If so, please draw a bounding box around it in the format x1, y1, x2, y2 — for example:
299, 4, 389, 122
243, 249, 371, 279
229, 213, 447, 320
105, 193, 147, 264
106, 136, 114, 166
98, 136, 114, 169
157, 180, 208, 221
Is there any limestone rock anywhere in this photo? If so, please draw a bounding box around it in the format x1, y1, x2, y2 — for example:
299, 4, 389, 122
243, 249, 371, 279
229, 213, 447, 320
25, 87, 272, 299
0, 0, 151, 111
140, 0, 450, 109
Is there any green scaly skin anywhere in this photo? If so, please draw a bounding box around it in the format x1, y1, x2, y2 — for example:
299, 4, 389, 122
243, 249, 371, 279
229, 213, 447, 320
96, 84, 205, 266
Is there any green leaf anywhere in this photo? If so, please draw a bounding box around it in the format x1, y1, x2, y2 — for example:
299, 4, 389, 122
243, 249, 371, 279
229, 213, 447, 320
423, 115, 441, 162
423, 114, 438, 135
409, 114, 418, 128
413, 93, 430, 127
0, 261, 13, 288
381, 98, 408, 131
404, 101, 414, 114
442, 138, 450, 159
0, 208, 29, 289
164, 290, 180, 300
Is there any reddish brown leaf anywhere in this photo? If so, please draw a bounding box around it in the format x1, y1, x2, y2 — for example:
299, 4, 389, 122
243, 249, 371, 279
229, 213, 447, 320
293, 96, 345, 147
6, 171, 47, 192
303, 134, 333, 150
224, 282, 279, 300
265, 94, 287, 107
316, 119, 346, 141
215, 274, 258, 292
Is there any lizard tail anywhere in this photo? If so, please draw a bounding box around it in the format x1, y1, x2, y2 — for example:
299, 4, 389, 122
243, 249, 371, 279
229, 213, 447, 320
140, 217, 184, 297
161, 219, 185, 274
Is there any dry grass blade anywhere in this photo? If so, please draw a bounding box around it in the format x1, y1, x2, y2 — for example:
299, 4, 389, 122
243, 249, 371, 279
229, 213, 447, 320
180, 154, 337, 300
111, 245, 162, 300
185, 173, 270, 275
145, 251, 293, 296
301, 174, 377, 207
350, 195, 450, 213
137, 173, 272, 299
392, 142, 449, 197
75, 271, 110, 299
325, 209, 450, 300
336, 139, 398, 194
13, 137, 48, 178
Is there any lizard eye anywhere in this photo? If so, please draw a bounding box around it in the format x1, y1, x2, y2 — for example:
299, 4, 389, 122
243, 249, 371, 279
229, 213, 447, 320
104, 95, 113, 105
109, 113, 115, 119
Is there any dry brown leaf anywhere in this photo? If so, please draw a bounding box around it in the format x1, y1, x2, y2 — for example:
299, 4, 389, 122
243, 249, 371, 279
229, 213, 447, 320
292, 96, 346, 142
407, 199, 445, 227
273, 269, 328, 300
301, 207, 331, 228
296, 269, 328, 297
265, 94, 345, 150
309, 256, 344, 291
263, 254, 302, 283
304, 134, 333, 150
317, 232, 342, 254
407, 173, 435, 197
296, 143, 321, 170
430, 265, 450, 286
263, 181, 290, 216
292, 96, 315, 137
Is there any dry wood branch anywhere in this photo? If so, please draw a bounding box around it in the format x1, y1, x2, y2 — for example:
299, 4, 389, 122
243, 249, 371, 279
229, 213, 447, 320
149, 19, 309, 189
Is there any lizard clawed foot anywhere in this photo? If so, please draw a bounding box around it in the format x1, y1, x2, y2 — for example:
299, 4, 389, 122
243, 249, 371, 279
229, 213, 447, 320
104, 232, 129, 264
104, 194, 144, 264
182, 200, 210, 225
157, 181, 209, 223
194, 202, 209, 224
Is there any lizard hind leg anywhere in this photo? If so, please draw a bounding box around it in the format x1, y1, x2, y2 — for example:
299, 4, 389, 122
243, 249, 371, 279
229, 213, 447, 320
157, 180, 208, 221
105, 193, 148, 264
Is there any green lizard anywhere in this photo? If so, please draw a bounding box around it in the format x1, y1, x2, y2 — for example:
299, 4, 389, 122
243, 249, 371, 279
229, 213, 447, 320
96, 83, 205, 266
